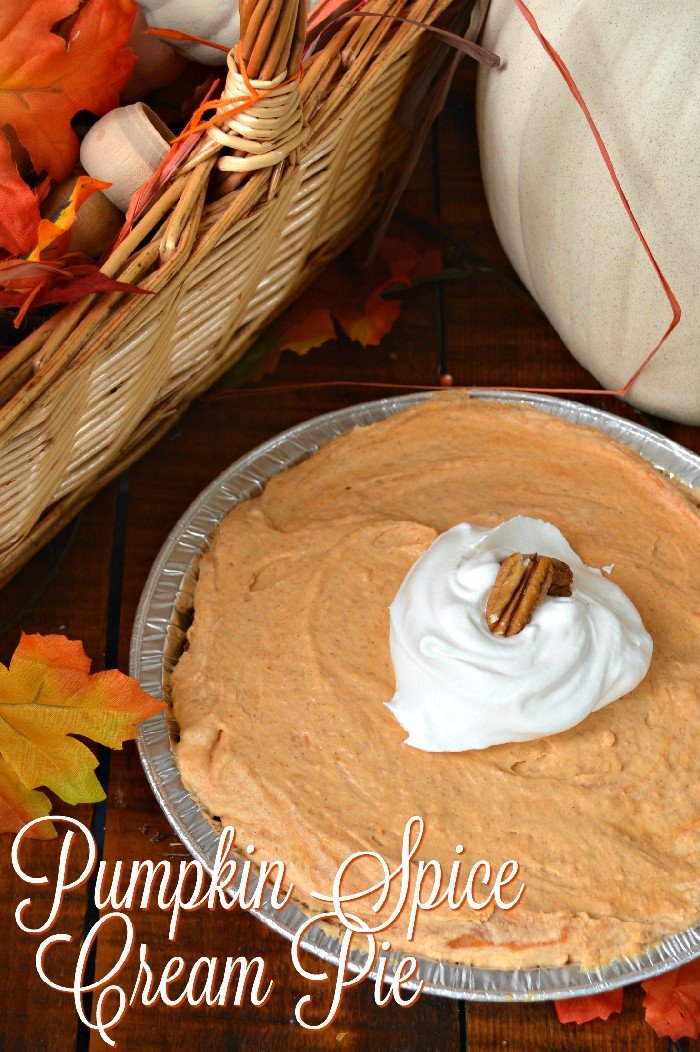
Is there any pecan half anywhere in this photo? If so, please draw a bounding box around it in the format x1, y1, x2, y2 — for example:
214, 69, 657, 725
485, 552, 573, 637
542, 556, 574, 597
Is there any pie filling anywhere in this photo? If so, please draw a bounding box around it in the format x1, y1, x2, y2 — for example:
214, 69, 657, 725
172, 396, 700, 968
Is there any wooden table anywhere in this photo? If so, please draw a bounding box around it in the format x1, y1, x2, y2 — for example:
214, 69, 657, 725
1, 69, 697, 1052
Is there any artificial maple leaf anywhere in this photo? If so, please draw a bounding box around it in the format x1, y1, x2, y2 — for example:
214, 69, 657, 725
352, 236, 442, 344
0, 0, 137, 254
0, 632, 164, 838
642, 960, 700, 1040
274, 236, 442, 361
555, 988, 623, 1024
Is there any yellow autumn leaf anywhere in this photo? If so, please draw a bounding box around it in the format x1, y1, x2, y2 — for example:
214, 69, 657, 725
0, 753, 54, 839
0, 633, 164, 837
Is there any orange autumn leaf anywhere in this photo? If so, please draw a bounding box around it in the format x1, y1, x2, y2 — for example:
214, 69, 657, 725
277, 237, 442, 358
0, 0, 137, 254
276, 307, 338, 360
0, 632, 164, 838
642, 959, 700, 1040
555, 988, 623, 1024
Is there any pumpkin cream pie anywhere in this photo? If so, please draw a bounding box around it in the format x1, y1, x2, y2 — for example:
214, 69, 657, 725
171, 396, 700, 968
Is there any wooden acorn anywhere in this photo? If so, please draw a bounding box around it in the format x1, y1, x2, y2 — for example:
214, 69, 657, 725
80, 103, 174, 213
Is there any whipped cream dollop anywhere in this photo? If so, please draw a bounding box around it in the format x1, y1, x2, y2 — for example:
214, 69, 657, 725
387, 517, 653, 752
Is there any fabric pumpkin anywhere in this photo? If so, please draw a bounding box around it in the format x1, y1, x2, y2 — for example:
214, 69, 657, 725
477, 0, 699, 424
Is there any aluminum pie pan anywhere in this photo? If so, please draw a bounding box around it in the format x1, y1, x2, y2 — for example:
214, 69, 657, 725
132, 390, 700, 1001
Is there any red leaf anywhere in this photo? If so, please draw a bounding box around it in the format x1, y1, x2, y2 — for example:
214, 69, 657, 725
0, 137, 42, 255
555, 988, 623, 1025
642, 960, 700, 1040
0, 258, 72, 285
114, 78, 219, 247
0, 253, 152, 325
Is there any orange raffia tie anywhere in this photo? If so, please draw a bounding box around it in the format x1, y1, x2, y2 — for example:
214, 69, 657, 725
202, 377, 685, 401
144, 26, 230, 53
13, 280, 47, 327
509, 0, 681, 398
172, 46, 302, 143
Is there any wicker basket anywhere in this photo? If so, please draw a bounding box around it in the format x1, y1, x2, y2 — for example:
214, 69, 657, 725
0, 0, 465, 587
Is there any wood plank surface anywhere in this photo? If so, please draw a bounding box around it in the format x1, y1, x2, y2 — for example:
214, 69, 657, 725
0, 59, 697, 1052
0, 486, 118, 1052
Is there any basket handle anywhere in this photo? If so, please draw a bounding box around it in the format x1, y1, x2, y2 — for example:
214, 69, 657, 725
240, 0, 307, 80
201, 0, 309, 180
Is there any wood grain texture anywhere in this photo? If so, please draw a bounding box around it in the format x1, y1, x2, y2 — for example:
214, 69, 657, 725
0, 485, 118, 1052
466, 984, 666, 1052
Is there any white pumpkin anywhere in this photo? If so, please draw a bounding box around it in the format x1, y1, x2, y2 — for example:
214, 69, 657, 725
476, 0, 700, 424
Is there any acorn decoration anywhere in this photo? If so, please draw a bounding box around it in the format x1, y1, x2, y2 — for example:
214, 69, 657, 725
80, 103, 174, 213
